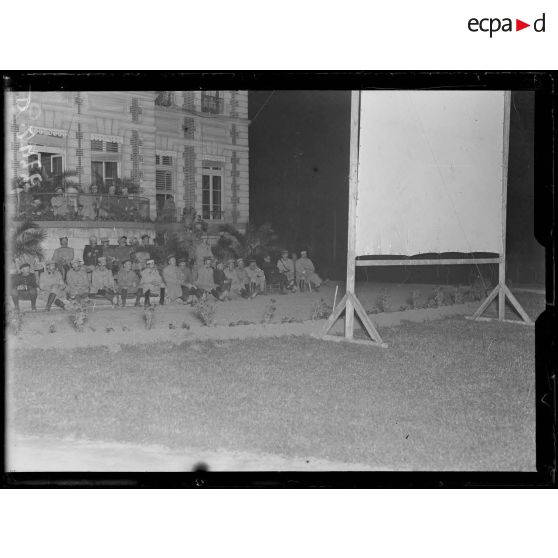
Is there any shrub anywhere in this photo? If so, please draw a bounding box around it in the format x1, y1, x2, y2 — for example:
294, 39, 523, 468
407, 289, 421, 309
262, 298, 277, 324
311, 298, 332, 320
69, 300, 88, 332
8, 309, 23, 335
195, 294, 216, 326
144, 305, 156, 330
376, 290, 392, 313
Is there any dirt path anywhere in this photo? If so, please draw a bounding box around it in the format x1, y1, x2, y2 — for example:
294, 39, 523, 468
9, 281, 483, 349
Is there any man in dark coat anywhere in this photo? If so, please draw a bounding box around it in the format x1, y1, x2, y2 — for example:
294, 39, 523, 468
11, 262, 38, 311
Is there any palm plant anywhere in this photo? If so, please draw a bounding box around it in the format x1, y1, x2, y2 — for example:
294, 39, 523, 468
10, 220, 47, 268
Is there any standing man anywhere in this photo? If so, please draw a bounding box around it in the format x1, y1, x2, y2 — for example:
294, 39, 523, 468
133, 235, 151, 273
83, 235, 103, 282
112, 236, 131, 273
100, 237, 117, 272
11, 262, 38, 311
52, 236, 74, 280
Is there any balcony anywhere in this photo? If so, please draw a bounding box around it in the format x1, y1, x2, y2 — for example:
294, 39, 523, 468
10, 192, 151, 223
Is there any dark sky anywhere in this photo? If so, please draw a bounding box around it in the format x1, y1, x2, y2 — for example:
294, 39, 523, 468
248, 90, 542, 282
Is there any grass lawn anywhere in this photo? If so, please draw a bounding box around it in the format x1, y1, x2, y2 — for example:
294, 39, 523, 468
8, 316, 536, 470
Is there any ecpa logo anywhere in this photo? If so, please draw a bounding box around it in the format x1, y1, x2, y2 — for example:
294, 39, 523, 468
468, 13, 546, 37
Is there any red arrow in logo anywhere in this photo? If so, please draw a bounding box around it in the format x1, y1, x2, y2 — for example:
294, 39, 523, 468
516, 19, 530, 31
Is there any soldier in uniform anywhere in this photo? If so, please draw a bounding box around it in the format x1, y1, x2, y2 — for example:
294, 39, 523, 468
115, 259, 143, 307
177, 258, 200, 304
50, 187, 69, 218
140, 259, 166, 306
295, 250, 322, 291
66, 259, 90, 303
90, 256, 118, 306
82, 235, 103, 281
162, 255, 184, 303
39, 260, 67, 311
276, 250, 297, 292
10, 262, 38, 311
112, 236, 132, 274
52, 236, 75, 280
195, 256, 220, 299
100, 237, 118, 272
245, 259, 266, 298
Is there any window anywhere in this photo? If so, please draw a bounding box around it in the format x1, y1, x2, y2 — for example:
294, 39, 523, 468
155, 91, 175, 107
91, 161, 119, 189
202, 165, 223, 220
156, 170, 173, 191
91, 139, 119, 153
27, 151, 65, 183
201, 91, 224, 114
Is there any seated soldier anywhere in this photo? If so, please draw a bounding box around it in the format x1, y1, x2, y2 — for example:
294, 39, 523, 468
140, 259, 166, 306
116, 259, 143, 307
11, 262, 38, 311
162, 255, 184, 304
195, 256, 221, 300
223, 259, 242, 299
234, 258, 250, 298
79, 186, 98, 220
245, 259, 266, 298
276, 250, 297, 292
90, 256, 118, 306
30, 197, 46, 219
39, 260, 67, 311
295, 250, 322, 291
213, 261, 231, 301
177, 258, 201, 304
65, 259, 90, 303
262, 254, 288, 294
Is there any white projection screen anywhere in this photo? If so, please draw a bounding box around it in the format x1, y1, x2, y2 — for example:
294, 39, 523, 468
355, 91, 507, 257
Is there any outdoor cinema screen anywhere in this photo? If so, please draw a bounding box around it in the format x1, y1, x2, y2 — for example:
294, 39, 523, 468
355, 90, 507, 257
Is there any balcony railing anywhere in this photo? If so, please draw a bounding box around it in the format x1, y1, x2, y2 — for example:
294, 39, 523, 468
10, 192, 151, 223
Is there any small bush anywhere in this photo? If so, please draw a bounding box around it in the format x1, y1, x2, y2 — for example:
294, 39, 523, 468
195, 295, 216, 326
262, 298, 277, 324
280, 316, 296, 324
376, 290, 392, 313
311, 298, 332, 320
48, 321, 56, 334
144, 305, 156, 330
69, 301, 88, 332
8, 309, 23, 335
407, 289, 421, 309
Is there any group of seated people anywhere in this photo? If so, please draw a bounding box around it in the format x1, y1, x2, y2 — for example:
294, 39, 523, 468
16, 183, 145, 222
10, 234, 323, 312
